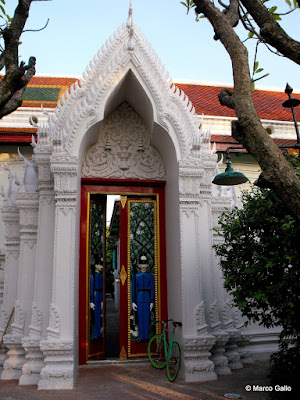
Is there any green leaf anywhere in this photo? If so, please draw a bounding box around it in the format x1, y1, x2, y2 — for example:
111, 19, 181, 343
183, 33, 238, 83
269, 6, 278, 13
0, 5, 5, 14
272, 14, 282, 20
248, 32, 254, 38
255, 68, 264, 74
254, 61, 259, 71
285, 0, 292, 6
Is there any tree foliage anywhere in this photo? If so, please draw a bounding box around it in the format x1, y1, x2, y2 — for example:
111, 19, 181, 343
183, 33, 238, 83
181, 1, 300, 221
213, 157, 300, 342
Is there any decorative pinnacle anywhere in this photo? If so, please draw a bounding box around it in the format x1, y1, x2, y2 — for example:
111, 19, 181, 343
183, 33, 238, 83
126, 0, 135, 51
126, 0, 134, 30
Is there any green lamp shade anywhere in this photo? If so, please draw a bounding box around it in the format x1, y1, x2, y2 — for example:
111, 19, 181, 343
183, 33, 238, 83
212, 162, 248, 186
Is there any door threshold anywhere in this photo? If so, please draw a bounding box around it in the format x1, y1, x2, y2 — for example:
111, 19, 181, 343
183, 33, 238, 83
81, 358, 149, 368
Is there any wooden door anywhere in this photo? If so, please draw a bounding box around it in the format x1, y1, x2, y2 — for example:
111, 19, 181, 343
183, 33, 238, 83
79, 180, 167, 364
119, 195, 163, 359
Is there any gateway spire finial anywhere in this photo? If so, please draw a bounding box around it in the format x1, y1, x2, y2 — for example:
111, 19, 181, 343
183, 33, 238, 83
126, 0, 135, 51
126, 0, 134, 30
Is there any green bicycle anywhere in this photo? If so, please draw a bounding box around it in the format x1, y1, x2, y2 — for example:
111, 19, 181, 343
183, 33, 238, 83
147, 319, 182, 382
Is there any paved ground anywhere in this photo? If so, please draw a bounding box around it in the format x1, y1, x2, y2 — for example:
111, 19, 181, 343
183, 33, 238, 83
0, 360, 272, 400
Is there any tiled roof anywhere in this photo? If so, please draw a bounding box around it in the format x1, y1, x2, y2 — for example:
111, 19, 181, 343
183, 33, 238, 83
21, 76, 79, 108
2, 75, 298, 122
176, 83, 300, 122
1, 76, 300, 147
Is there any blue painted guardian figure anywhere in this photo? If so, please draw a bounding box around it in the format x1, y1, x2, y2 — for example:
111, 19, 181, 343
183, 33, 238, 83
132, 254, 155, 342
90, 256, 104, 340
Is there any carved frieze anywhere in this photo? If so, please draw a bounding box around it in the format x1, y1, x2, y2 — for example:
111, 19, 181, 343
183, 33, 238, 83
11, 301, 25, 333
47, 303, 61, 339
82, 103, 166, 180
195, 301, 208, 334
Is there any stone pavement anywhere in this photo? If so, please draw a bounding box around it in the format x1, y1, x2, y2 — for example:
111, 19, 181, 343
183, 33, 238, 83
0, 360, 271, 400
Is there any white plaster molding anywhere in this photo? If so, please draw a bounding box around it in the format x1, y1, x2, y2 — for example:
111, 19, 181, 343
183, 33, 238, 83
1, 334, 26, 380
82, 103, 166, 179
47, 304, 61, 339
29, 303, 43, 337
209, 300, 221, 331
38, 340, 74, 390
195, 301, 208, 335
38, 23, 206, 162
183, 335, 216, 382
210, 330, 231, 375
19, 338, 45, 385
11, 300, 25, 334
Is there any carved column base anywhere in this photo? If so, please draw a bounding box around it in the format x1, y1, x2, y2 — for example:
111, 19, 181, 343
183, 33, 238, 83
1, 334, 26, 380
19, 337, 44, 385
183, 335, 217, 382
224, 330, 243, 370
236, 333, 253, 365
38, 340, 74, 390
210, 331, 232, 375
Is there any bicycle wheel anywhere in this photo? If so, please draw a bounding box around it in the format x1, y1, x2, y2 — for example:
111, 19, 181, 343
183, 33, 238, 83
166, 341, 181, 382
147, 334, 167, 369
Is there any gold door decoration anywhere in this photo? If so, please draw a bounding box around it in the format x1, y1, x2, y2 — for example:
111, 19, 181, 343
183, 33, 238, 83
120, 265, 127, 286
127, 198, 161, 357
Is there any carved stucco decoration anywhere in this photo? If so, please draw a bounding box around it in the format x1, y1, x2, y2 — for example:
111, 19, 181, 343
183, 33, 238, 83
82, 103, 166, 180
41, 21, 206, 161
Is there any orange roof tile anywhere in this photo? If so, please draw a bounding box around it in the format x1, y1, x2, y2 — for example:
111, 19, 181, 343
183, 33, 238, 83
176, 83, 300, 122
2, 76, 299, 123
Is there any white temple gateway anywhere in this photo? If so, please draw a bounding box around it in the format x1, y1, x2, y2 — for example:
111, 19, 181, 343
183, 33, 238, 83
0, 3, 286, 391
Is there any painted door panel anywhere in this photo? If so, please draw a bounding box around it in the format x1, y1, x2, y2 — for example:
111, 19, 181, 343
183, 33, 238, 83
79, 181, 167, 365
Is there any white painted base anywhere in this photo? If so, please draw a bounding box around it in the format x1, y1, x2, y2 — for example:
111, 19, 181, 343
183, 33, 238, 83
19, 337, 45, 385
1, 335, 26, 380
38, 339, 74, 390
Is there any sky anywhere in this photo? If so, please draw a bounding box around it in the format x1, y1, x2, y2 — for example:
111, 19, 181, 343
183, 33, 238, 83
5, 0, 300, 91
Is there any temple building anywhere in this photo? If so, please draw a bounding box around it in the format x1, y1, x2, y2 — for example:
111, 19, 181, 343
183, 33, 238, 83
0, 4, 299, 391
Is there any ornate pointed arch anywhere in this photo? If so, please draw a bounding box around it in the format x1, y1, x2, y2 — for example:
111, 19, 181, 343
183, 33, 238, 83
46, 23, 203, 161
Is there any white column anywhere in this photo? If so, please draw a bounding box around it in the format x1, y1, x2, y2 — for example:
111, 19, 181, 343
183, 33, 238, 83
38, 157, 78, 390
1, 193, 39, 380
211, 198, 243, 371
179, 162, 216, 383
20, 150, 55, 385
0, 201, 20, 374
208, 198, 232, 375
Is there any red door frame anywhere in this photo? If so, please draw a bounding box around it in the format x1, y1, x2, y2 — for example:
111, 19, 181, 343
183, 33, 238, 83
79, 178, 168, 365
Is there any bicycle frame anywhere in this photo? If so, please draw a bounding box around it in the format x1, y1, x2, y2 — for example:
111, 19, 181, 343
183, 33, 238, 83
148, 319, 182, 382
154, 321, 175, 362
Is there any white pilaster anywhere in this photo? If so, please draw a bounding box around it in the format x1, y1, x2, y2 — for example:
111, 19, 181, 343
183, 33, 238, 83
0, 201, 20, 374
1, 193, 39, 380
179, 161, 216, 382
38, 156, 78, 390
20, 147, 55, 385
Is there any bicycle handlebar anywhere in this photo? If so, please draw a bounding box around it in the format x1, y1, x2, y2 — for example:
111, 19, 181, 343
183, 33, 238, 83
154, 319, 182, 328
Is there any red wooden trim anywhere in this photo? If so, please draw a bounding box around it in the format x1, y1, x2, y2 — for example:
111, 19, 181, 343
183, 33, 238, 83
0, 133, 37, 144
79, 186, 88, 365
79, 179, 168, 364
81, 177, 166, 187
119, 200, 129, 357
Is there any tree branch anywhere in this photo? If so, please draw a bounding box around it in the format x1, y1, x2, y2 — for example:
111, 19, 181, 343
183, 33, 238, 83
241, 0, 300, 65
0, 1, 36, 119
193, 0, 300, 220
